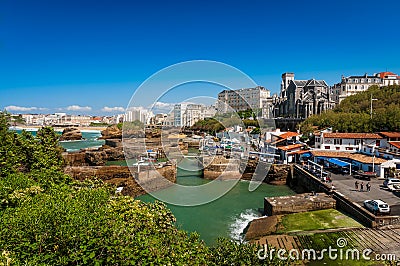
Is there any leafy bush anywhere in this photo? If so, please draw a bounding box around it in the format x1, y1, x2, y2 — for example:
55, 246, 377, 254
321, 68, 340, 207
300, 85, 400, 134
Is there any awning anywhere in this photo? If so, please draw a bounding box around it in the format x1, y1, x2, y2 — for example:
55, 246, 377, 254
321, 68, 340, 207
327, 158, 350, 168
300, 152, 311, 157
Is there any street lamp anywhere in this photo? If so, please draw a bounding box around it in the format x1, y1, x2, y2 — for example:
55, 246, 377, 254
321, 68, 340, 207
370, 94, 378, 119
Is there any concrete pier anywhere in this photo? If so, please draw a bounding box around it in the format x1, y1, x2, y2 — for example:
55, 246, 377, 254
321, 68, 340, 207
264, 193, 336, 216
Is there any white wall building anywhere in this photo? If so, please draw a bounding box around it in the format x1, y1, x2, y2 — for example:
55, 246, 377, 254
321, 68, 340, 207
124, 108, 151, 124
217, 86, 272, 118
333, 72, 400, 103
334, 74, 381, 103
315, 132, 383, 151
182, 104, 217, 127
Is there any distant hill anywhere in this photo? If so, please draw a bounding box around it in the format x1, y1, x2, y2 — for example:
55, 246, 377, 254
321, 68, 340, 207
300, 85, 400, 134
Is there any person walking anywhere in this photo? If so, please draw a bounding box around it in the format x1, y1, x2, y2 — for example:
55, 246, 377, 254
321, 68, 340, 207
355, 180, 359, 190
366, 182, 371, 192
360, 182, 364, 192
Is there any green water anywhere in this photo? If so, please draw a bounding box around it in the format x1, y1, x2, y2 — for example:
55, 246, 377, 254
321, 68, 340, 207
137, 158, 295, 245
13, 129, 105, 152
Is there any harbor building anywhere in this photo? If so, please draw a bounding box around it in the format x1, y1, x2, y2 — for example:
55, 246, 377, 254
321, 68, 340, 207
217, 86, 273, 118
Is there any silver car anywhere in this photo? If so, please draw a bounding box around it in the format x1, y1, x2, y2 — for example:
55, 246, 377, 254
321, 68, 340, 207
383, 178, 400, 188
363, 199, 390, 215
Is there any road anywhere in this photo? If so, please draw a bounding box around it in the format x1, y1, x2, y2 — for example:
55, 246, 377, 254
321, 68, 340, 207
328, 172, 400, 216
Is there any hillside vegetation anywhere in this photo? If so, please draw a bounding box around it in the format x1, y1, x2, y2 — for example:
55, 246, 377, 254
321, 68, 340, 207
300, 85, 400, 134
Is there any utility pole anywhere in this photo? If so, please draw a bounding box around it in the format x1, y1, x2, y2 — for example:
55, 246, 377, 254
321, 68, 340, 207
370, 94, 378, 119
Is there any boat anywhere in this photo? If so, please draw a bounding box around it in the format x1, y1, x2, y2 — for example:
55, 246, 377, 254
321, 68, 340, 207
353, 171, 376, 180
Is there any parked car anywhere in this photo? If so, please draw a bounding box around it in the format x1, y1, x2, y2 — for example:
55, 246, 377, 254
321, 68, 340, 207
383, 178, 400, 188
387, 184, 400, 192
363, 199, 390, 215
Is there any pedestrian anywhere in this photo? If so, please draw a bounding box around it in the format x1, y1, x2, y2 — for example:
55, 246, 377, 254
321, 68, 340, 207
360, 182, 364, 192
355, 180, 359, 190
366, 182, 371, 192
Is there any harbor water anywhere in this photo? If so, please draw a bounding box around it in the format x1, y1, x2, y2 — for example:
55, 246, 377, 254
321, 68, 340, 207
138, 157, 295, 245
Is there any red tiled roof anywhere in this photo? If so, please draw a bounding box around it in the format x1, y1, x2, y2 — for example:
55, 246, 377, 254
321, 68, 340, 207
278, 143, 305, 151
379, 132, 400, 138
379, 71, 398, 79
287, 150, 310, 155
389, 142, 400, 149
310, 150, 387, 164
323, 133, 382, 139
279, 132, 299, 139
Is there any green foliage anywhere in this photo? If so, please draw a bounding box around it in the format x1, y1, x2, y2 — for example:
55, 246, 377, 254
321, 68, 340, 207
191, 115, 259, 134
0, 112, 64, 177
250, 127, 261, 135
210, 238, 286, 265
237, 109, 261, 120
300, 85, 400, 133
117, 120, 144, 131
89, 122, 109, 127
191, 117, 225, 133
0, 182, 209, 265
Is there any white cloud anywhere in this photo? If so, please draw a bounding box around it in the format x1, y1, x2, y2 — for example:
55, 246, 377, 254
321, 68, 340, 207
148, 102, 176, 113
66, 105, 92, 111
102, 106, 125, 112
4, 105, 48, 112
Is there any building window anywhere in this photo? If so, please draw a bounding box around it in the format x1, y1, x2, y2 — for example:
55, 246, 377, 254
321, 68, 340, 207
355, 139, 361, 145
346, 147, 354, 151
336, 147, 340, 150
334, 139, 342, 145
325, 146, 330, 149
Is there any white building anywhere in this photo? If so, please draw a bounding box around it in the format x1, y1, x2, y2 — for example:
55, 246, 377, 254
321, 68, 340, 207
217, 86, 272, 118
173, 104, 184, 127
334, 74, 382, 103
333, 72, 400, 103
21, 114, 33, 125
379, 71, 400, 86
182, 104, 216, 127
315, 132, 383, 151
124, 108, 150, 124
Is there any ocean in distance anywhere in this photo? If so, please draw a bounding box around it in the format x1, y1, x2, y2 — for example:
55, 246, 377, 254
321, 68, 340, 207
11, 128, 105, 152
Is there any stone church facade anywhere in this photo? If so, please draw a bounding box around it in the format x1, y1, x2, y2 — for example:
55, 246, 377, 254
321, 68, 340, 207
274, 73, 335, 118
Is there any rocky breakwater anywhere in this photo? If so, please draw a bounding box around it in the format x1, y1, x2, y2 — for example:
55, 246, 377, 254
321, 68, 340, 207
242, 159, 291, 185
59, 127, 82, 141
64, 164, 176, 197
99, 124, 122, 139
63, 124, 125, 166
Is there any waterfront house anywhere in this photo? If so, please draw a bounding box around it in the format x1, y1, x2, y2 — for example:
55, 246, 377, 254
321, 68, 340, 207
360, 132, 400, 160
310, 150, 388, 178
315, 132, 383, 151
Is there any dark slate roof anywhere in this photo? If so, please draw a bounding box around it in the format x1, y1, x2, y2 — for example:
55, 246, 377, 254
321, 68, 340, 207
291, 79, 328, 88
293, 80, 308, 87
305, 79, 328, 87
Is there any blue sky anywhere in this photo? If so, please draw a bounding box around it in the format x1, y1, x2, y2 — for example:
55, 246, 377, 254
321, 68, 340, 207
1, 0, 399, 115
